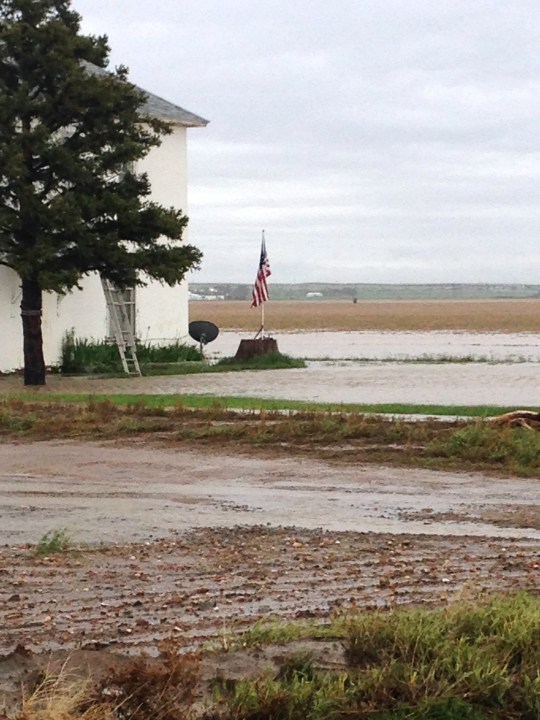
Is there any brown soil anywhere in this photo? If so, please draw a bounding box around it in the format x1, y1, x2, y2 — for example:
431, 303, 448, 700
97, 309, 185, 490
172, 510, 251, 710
190, 299, 540, 332
2, 526, 539, 658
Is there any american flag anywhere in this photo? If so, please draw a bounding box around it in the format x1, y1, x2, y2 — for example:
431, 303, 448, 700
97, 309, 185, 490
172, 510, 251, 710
251, 233, 271, 307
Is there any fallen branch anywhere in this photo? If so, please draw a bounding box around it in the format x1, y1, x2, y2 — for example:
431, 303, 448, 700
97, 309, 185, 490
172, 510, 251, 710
488, 410, 540, 430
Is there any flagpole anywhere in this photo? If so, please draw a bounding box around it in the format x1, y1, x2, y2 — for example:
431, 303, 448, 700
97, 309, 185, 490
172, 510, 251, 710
252, 228, 270, 340
260, 230, 265, 336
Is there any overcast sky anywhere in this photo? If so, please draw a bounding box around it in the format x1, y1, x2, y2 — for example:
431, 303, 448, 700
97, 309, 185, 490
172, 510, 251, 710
75, 0, 540, 284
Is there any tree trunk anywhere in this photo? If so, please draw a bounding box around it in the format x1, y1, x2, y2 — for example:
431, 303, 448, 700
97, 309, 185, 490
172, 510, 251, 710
21, 278, 46, 386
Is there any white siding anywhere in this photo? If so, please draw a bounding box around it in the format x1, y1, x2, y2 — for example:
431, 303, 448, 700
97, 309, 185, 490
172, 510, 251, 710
0, 266, 24, 372
135, 127, 191, 343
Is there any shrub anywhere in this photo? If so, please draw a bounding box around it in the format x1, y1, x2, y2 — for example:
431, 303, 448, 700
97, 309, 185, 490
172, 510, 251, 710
60, 335, 202, 374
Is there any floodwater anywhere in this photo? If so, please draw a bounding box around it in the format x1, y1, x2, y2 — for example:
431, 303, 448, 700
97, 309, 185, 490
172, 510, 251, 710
206, 330, 540, 363
180, 330, 540, 406
1, 329, 539, 406
1, 442, 539, 546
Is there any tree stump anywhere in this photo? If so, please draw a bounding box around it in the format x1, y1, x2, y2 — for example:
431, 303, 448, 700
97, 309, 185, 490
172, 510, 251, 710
235, 337, 279, 361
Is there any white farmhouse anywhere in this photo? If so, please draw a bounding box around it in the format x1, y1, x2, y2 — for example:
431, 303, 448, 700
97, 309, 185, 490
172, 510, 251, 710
0, 82, 208, 373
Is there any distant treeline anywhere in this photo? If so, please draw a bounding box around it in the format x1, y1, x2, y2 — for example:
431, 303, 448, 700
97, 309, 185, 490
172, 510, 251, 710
190, 283, 540, 301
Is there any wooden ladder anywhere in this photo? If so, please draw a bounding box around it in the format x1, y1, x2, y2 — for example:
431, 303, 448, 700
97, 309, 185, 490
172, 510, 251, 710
100, 277, 142, 376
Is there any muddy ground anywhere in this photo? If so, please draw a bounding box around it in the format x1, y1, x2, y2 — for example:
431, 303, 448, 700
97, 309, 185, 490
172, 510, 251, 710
0, 438, 539, 707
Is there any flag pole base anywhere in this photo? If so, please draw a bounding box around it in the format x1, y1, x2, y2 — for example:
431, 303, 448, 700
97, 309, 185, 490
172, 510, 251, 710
235, 337, 279, 361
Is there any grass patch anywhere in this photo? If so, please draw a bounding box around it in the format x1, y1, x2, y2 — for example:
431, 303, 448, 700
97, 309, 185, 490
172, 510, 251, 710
428, 422, 540, 475
215, 351, 305, 370
58, 336, 303, 376
306, 354, 531, 364
209, 594, 540, 720
0, 390, 535, 417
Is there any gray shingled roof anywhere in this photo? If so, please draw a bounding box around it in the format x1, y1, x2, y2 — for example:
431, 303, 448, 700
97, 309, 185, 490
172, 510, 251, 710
142, 89, 208, 127
82, 61, 208, 127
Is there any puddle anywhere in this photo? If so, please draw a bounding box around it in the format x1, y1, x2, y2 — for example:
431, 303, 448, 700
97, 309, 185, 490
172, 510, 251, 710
1, 441, 539, 545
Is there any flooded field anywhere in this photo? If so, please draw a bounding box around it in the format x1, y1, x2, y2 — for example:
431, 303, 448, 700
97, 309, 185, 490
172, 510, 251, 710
2, 335, 539, 404
205, 330, 540, 363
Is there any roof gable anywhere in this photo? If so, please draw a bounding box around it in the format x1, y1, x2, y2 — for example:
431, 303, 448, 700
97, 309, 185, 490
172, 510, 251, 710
142, 89, 208, 127
82, 61, 208, 127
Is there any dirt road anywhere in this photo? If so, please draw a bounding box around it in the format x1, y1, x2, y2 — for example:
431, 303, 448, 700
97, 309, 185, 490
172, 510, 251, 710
0, 440, 539, 662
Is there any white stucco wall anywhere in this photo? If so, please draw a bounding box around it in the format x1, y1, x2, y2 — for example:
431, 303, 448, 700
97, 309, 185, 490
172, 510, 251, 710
135, 127, 191, 344
0, 126, 192, 372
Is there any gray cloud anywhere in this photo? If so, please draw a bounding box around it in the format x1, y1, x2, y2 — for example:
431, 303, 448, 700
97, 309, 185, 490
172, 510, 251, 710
75, 0, 540, 282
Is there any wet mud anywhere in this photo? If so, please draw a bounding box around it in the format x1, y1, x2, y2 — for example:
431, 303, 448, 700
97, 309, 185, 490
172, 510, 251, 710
1, 527, 539, 658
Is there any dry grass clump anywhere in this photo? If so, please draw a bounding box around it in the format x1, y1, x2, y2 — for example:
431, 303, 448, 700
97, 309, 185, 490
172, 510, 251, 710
0, 399, 186, 439
5, 647, 200, 720
191, 299, 540, 332
85, 645, 200, 720
6, 670, 115, 720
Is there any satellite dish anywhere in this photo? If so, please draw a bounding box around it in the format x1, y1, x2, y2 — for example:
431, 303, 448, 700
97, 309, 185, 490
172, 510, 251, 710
189, 320, 219, 347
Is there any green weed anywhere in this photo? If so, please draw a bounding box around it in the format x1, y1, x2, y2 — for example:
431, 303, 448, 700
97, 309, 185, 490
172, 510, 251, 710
429, 422, 540, 475
35, 528, 72, 556
0, 389, 536, 418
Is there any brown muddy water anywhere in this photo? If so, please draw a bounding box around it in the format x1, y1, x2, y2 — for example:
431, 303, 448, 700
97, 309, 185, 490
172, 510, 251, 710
1, 441, 539, 546
206, 330, 540, 362
5, 359, 539, 405
2, 330, 539, 405
181, 329, 540, 405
